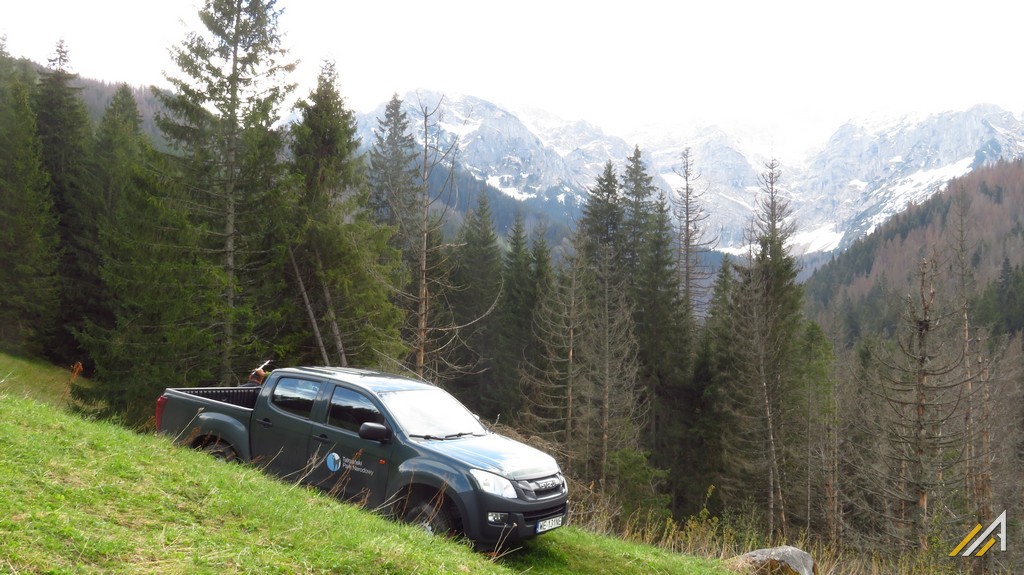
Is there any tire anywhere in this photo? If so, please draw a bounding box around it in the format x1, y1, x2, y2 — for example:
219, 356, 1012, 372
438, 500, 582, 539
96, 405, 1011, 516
201, 440, 237, 462
403, 499, 456, 536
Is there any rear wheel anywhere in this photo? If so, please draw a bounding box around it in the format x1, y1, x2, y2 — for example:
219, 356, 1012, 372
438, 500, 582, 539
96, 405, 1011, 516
201, 440, 237, 462
403, 499, 456, 536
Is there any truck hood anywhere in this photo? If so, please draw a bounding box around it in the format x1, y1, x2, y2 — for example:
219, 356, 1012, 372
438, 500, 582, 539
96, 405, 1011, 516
421, 433, 560, 480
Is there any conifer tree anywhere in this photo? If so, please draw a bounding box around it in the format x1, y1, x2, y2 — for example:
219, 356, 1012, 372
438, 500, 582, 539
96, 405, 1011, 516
368, 93, 419, 259
663, 148, 719, 514
522, 223, 554, 386
0, 46, 59, 354
287, 61, 405, 368
724, 159, 807, 538
529, 225, 553, 305
157, 0, 296, 383
519, 250, 587, 473
493, 211, 537, 415
864, 256, 975, 551
33, 40, 98, 366
578, 243, 645, 484
620, 145, 657, 283
578, 160, 623, 264
636, 194, 684, 452
73, 88, 214, 425
449, 192, 502, 415
682, 257, 738, 514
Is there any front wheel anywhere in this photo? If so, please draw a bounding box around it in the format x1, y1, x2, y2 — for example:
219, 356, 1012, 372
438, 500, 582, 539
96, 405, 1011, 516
403, 500, 456, 536
201, 440, 237, 462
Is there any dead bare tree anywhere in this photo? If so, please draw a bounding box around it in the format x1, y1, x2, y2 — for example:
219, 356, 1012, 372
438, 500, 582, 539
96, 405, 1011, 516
671, 147, 718, 321
869, 255, 972, 551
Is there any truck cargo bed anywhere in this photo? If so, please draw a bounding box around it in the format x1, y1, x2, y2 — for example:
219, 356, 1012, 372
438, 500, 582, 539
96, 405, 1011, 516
174, 386, 260, 409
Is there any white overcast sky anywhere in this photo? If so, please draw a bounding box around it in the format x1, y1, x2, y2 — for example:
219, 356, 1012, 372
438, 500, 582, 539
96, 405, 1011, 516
5, 0, 1024, 158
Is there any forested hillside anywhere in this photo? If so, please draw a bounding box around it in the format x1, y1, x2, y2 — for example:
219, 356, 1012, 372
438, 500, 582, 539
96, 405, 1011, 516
0, 3, 1020, 573
803, 159, 1024, 571
806, 159, 1024, 341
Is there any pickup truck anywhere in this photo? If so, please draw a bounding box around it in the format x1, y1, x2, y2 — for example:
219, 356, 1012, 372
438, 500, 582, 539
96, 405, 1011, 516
154, 366, 568, 546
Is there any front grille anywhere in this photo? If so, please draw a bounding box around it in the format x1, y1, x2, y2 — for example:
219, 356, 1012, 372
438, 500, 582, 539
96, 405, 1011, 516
516, 473, 566, 500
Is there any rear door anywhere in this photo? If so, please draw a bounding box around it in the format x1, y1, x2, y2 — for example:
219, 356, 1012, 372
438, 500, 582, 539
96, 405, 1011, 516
305, 384, 394, 508
251, 376, 325, 481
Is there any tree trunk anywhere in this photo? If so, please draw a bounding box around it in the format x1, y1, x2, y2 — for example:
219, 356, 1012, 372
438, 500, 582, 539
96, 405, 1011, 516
222, 182, 236, 384
762, 371, 787, 539
289, 247, 329, 365
414, 111, 430, 378
314, 250, 347, 366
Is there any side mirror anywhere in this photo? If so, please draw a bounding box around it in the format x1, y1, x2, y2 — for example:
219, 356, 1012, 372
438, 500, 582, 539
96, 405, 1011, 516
359, 422, 391, 442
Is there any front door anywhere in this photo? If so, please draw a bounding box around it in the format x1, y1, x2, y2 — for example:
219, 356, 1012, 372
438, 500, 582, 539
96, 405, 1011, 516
305, 385, 393, 508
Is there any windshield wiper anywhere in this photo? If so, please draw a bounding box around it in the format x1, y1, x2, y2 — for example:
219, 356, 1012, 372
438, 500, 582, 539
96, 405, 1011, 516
444, 431, 484, 439
409, 433, 447, 440
409, 431, 485, 440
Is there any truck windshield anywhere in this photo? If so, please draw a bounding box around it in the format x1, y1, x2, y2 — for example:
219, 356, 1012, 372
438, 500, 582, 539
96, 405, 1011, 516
378, 388, 487, 439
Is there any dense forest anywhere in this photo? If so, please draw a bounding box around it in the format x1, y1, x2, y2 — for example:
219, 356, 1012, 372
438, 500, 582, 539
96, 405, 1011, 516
1, 2, 1022, 572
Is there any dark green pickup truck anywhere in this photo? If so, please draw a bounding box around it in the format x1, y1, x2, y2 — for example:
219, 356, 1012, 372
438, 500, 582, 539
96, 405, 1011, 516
155, 366, 568, 546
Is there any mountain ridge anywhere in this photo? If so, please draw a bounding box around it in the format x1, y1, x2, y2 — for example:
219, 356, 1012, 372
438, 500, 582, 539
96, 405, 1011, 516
356, 94, 1024, 256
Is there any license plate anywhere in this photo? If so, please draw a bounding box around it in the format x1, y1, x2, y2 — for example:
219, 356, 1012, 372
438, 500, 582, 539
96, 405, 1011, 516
536, 515, 563, 533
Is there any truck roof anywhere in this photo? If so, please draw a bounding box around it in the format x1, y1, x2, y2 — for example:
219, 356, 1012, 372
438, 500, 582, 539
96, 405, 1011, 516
273, 366, 436, 395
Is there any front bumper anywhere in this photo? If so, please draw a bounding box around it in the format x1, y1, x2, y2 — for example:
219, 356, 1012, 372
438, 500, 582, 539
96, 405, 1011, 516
461, 476, 569, 545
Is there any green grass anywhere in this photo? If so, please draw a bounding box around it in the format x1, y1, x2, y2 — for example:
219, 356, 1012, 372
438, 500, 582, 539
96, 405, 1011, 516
0, 351, 79, 406
0, 354, 733, 575
501, 529, 726, 575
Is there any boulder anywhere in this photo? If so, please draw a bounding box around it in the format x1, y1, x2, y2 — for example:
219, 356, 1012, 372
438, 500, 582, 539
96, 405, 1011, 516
725, 545, 818, 575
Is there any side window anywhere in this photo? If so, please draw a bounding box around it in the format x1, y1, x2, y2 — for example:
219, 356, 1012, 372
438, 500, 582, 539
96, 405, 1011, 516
328, 387, 384, 433
270, 378, 322, 419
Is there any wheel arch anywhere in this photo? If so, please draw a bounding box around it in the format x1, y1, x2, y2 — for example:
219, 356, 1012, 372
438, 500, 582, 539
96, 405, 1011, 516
185, 411, 251, 461
393, 481, 465, 535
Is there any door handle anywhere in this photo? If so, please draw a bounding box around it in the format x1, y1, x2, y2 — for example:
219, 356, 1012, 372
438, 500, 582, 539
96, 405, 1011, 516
257, 418, 273, 428
313, 434, 331, 444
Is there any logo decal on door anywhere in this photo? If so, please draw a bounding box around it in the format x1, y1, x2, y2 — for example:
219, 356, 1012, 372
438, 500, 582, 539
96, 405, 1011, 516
326, 452, 342, 472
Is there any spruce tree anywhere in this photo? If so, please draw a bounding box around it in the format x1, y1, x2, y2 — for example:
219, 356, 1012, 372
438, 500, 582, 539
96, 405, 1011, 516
33, 40, 98, 367
864, 256, 975, 551
578, 160, 623, 265
577, 243, 645, 485
724, 159, 807, 538
368, 93, 419, 256
0, 48, 59, 354
692, 256, 740, 512
73, 88, 214, 425
519, 250, 588, 474
636, 194, 685, 455
406, 96, 462, 382
449, 192, 502, 415
620, 145, 657, 283
287, 61, 405, 368
157, 0, 296, 383
666, 150, 717, 512
493, 211, 536, 415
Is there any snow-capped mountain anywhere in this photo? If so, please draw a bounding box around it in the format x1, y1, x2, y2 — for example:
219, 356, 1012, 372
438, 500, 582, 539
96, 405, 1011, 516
356, 91, 635, 221
789, 105, 1024, 251
357, 94, 1024, 255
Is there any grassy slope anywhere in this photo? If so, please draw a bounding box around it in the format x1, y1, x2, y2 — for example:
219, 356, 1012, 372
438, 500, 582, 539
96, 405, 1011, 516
0, 353, 730, 575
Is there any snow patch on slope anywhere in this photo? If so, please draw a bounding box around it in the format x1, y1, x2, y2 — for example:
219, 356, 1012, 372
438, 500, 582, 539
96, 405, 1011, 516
866, 156, 975, 233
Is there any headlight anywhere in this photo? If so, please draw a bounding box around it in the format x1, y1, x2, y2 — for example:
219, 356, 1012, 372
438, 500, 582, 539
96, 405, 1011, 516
470, 469, 518, 499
